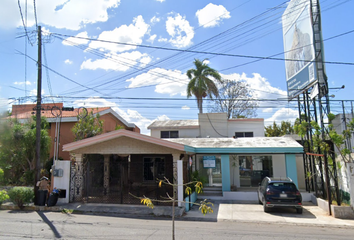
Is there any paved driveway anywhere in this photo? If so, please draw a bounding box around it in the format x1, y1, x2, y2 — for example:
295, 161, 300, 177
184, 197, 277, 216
184, 201, 354, 227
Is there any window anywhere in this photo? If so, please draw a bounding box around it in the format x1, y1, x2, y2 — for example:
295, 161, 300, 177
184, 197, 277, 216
160, 131, 179, 138
143, 157, 165, 181
235, 132, 253, 138
239, 155, 273, 187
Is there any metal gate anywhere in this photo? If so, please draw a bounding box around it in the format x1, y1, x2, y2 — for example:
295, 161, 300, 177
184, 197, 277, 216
81, 155, 173, 205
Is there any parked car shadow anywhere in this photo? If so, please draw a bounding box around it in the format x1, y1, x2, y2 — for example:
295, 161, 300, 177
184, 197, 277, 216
266, 206, 316, 219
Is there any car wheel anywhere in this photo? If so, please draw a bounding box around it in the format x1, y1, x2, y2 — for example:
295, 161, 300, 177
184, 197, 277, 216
296, 208, 303, 214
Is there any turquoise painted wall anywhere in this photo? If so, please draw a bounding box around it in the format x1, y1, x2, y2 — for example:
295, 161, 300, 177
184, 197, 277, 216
221, 154, 231, 191
285, 154, 298, 186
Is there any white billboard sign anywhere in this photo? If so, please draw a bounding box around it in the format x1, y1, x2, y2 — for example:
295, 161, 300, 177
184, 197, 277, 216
282, 0, 317, 99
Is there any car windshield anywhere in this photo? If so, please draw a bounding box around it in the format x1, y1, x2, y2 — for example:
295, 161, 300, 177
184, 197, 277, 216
269, 182, 297, 191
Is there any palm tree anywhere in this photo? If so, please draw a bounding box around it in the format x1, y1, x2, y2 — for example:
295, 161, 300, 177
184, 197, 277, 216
186, 59, 222, 114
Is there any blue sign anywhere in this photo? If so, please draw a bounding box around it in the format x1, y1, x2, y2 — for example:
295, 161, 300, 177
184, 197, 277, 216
203, 156, 216, 168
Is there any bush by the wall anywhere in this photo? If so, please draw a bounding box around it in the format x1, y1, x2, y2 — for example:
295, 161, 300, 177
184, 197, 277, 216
0, 189, 9, 205
8, 187, 34, 209
0, 168, 4, 185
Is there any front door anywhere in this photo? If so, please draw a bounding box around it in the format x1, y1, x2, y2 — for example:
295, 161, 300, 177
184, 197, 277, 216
197, 155, 222, 187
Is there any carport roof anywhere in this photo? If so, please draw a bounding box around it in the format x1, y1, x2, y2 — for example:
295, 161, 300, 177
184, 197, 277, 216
166, 137, 304, 154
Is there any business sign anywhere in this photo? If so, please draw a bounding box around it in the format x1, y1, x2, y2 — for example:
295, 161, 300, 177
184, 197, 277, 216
203, 156, 216, 168
282, 0, 318, 99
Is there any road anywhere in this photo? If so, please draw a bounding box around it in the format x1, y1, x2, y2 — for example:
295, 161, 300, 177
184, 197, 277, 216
0, 210, 353, 239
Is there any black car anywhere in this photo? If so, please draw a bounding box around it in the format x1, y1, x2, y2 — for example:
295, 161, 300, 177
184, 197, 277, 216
258, 177, 302, 214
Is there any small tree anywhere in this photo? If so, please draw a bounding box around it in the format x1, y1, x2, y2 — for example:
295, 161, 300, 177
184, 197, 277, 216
208, 79, 258, 119
0, 117, 51, 185
72, 108, 104, 141
294, 113, 354, 205
132, 177, 213, 240
265, 121, 295, 137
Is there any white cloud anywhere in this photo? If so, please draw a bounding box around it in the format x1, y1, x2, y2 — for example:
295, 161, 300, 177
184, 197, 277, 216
158, 37, 168, 42
127, 68, 188, 96
182, 105, 190, 110
88, 15, 150, 53
72, 97, 155, 135
0, 0, 121, 30
14, 81, 31, 85
62, 31, 89, 46
147, 34, 157, 43
30, 88, 45, 96
64, 59, 73, 64
262, 108, 273, 113
166, 13, 194, 48
150, 16, 160, 24
156, 115, 170, 121
264, 108, 298, 126
156, 0, 165, 2
80, 51, 152, 71
73, 97, 117, 108
196, 3, 231, 28
220, 73, 287, 100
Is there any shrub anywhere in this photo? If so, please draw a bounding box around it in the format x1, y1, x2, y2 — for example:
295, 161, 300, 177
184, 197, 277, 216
0, 190, 9, 205
0, 168, 4, 184
8, 187, 34, 209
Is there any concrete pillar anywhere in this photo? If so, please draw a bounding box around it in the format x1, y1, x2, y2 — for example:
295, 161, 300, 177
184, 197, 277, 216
104, 155, 110, 195
177, 160, 183, 207
285, 154, 298, 187
221, 154, 231, 192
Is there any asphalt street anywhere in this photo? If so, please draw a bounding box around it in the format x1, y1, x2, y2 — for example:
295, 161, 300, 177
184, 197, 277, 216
0, 210, 354, 240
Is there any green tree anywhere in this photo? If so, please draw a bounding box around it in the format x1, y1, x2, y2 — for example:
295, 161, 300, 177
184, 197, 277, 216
0, 117, 51, 185
265, 121, 295, 137
294, 113, 354, 206
72, 108, 104, 141
186, 59, 222, 114
208, 79, 258, 118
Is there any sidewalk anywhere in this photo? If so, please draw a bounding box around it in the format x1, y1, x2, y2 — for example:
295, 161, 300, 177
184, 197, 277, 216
184, 200, 354, 227
2, 200, 354, 228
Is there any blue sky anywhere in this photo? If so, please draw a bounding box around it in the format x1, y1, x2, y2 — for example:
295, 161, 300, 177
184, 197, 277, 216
0, 0, 353, 134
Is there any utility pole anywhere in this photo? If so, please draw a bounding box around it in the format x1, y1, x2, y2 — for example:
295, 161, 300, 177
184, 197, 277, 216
34, 26, 42, 204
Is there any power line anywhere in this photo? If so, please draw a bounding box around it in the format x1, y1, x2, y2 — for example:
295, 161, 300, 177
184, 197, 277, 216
51, 32, 354, 66
17, 0, 33, 46
15, 49, 106, 96
33, 0, 38, 28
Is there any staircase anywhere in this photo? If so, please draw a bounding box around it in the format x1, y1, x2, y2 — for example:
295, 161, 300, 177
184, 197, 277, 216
199, 186, 222, 197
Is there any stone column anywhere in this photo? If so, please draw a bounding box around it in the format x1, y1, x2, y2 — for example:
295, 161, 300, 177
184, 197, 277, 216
172, 153, 180, 206
72, 154, 84, 202
104, 155, 110, 195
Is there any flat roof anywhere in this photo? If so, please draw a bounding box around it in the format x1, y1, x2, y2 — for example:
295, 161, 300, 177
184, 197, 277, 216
166, 137, 304, 154
148, 120, 199, 129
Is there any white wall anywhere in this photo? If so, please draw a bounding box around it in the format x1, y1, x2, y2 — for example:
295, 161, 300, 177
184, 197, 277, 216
150, 114, 265, 139
296, 154, 306, 190
272, 154, 287, 178
199, 113, 228, 137
150, 128, 199, 138
228, 120, 265, 137
53, 160, 71, 204
333, 114, 354, 154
